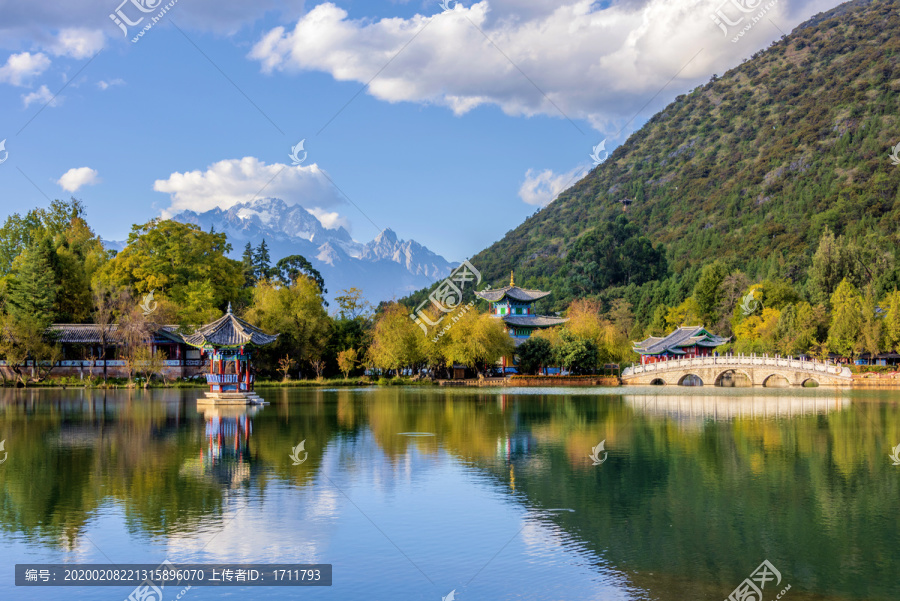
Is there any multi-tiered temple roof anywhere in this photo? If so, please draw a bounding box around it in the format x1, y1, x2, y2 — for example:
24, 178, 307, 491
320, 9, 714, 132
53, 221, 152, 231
476, 273, 567, 343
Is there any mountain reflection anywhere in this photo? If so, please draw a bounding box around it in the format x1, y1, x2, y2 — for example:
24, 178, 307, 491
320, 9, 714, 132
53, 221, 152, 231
0, 387, 897, 600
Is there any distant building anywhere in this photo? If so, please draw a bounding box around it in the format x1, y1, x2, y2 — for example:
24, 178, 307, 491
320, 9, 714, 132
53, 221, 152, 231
632, 326, 730, 365
475, 272, 567, 372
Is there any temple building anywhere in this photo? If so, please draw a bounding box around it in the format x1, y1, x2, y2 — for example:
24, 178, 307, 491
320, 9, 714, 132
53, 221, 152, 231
632, 326, 730, 365
476, 273, 567, 371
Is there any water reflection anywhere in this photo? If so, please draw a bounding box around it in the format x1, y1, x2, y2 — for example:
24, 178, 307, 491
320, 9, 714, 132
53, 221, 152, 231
0, 387, 897, 601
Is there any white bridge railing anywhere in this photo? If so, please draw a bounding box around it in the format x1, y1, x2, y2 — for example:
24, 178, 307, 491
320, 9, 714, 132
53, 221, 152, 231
621, 354, 852, 379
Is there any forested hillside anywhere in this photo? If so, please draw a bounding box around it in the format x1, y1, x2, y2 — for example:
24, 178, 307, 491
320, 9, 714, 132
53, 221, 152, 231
439, 0, 900, 341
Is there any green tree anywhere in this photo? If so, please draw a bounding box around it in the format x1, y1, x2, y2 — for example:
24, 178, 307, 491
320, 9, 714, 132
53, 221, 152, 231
884, 290, 900, 352
97, 220, 242, 322
244, 276, 331, 377
274, 254, 325, 293
368, 302, 423, 374
859, 285, 884, 360
6, 240, 59, 323
808, 228, 865, 306
254, 239, 272, 281
241, 242, 256, 287
554, 330, 599, 375
516, 337, 553, 375
692, 261, 729, 323
827, 279, 863, 358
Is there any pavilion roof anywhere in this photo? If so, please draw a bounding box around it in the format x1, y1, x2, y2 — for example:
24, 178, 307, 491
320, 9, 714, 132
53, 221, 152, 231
475, 285, 551, 303
48, 324, 184, 345
502, 315, 568, 327
182, 306, 278, 349
632, 326, 730, 355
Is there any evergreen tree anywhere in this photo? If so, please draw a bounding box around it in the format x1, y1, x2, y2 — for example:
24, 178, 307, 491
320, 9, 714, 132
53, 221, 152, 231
241, 242, 256, 287
827, 279, 862, 358
254, 239, 272, 281
884, 290, 900, 352
7, 239, 59, 324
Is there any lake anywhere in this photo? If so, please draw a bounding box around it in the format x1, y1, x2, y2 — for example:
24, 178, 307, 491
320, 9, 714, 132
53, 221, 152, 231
0, 386, 898, 601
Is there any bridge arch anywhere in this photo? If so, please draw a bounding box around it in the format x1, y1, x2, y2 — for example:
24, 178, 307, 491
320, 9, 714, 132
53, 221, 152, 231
801, 377, 820, 388
762, 374, 792, 388
649, 378, 666, 386
677, 373, 704, 387
714, 369, 753, 387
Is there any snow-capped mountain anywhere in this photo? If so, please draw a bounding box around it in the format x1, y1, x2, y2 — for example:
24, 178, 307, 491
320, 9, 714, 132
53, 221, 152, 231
167, 198, 455, 304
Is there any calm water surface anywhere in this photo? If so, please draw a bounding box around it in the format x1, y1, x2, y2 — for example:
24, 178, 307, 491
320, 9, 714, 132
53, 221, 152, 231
0, 386, 898, 601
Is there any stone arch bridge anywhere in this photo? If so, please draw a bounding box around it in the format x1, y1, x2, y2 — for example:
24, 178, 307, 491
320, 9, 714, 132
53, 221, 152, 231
621, 355, 853, 388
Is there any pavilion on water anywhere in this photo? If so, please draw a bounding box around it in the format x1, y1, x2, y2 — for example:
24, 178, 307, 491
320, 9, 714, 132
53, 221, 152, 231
475, 272, 567, 372
182, 303, 279, 404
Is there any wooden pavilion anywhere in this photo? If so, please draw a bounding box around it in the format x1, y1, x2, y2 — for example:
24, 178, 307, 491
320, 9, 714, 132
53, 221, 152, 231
183, 303, 279, 404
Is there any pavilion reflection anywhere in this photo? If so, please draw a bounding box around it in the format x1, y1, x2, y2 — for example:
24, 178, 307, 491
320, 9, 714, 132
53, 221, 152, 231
179, 404, 265, 488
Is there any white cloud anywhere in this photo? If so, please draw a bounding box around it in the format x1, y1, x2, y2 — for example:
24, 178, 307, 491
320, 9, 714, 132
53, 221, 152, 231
49, 28, 105, 58
250, 0, 844, 133
58, 167, 100, 192
0, 52, 51, 86
307, 207, 349, 230
518, 165, 588, 207
97, 78, 125, 90
21, 84, 59, 108
154, 156, 348, 227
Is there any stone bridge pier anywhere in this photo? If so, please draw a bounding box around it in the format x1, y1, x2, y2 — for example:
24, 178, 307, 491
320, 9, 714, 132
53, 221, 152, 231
620, 355, 853, 388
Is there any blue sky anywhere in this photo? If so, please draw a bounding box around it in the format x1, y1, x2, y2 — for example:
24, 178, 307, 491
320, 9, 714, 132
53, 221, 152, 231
0, 0, 843, 261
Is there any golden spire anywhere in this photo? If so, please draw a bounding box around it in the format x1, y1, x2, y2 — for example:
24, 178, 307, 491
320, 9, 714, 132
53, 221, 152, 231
510, 271, 515, 287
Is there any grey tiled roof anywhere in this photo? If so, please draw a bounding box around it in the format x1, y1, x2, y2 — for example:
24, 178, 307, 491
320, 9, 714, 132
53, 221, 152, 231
182, 310, 278, 348
476, 285, 552, 303
632, 326, 729, 355
49, 324, 185, 345
502, 315, 568, 327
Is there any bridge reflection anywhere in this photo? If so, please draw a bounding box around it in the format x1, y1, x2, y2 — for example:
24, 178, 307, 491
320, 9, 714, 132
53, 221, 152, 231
623, 392, 850, 421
